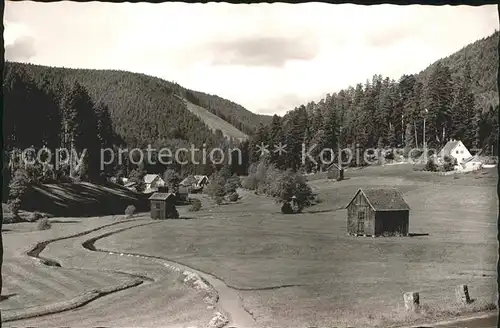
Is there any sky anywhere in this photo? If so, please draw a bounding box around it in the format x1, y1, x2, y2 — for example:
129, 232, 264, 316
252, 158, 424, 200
4, 2, 499, 115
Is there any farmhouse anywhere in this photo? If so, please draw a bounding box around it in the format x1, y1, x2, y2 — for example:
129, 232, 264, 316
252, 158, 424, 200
437, 139, 472, 165
149, 192, 178, 219
326, 163, 344, 181
180, 175, 209, 193
346, 188, 410, 237
461, 155, 483, 171
143, 174, 165, 193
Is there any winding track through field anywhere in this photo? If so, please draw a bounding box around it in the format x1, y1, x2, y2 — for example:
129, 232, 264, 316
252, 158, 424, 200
10, 218, 258, 327
83, 222, 258, 328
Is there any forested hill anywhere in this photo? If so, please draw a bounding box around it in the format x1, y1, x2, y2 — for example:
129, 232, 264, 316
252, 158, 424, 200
417, 31, 499, 112
248, 31, 498, 171
4, 62, 270, 144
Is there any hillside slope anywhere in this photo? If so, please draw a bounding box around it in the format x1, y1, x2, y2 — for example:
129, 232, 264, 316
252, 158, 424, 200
7, 62, 264, 148
417, 31, 499, 110
174, 95, 249, 141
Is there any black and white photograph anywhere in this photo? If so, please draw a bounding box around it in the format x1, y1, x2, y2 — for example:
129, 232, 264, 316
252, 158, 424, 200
1, 1, 499, 328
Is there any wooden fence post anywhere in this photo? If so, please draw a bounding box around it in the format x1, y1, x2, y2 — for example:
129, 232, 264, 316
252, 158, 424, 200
403, 291, 420, 312
455, 284, 472, 304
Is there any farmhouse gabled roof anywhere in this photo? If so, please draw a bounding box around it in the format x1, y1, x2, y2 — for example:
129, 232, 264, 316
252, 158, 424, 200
148, 192, 175, 200
144, 174, 162, 184
438, 140, 460, 157
345, 188, 410, 211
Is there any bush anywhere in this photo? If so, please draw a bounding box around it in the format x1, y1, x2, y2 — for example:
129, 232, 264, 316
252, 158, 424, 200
124, 205, 136, 218
205, 174, 226, 199
424, 159, 438, 172
228, 192, 239, 202
281, 202, 294, 214
442, 156, 457, 172
189, 198, 202, 211
37, 218, 51, 230
28, 211, 43, 222
224, 175, 241, 194
241, 174, 258, 190
7, 198, 22, 217
215, 196, 224, 205
163, 169, 181, 193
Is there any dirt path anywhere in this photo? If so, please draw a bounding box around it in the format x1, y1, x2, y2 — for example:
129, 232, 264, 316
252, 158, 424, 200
6, 219, 256, 328
86, 224, 257, 328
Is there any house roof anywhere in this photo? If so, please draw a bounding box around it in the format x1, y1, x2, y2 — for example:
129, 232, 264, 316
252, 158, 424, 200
346, 188, 410, 211
144, 174, 162, 184
463, 155, 482, 164
180, 175, 208, 186
148, 192, 175, 201
327, 163, 343, 171
438, 140, 460, 157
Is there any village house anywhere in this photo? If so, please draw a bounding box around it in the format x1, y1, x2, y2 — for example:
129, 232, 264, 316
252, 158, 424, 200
346, 188, 410, 237
436, 139, 472, 165
435, 139, 484, 172
143, 174, 165, 193
180, 175, 209, 193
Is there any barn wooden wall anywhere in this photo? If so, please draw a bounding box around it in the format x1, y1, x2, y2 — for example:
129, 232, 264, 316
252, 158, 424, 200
347, 192, 375, 235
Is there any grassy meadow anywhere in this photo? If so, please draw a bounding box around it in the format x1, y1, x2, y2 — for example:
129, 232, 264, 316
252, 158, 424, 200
97, 164, 498, 327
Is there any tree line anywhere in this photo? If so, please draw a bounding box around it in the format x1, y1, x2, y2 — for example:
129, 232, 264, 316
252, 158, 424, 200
248, 60, 498, 172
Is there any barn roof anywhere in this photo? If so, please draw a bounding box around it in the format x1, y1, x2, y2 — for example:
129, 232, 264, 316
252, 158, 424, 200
346, 188, 410, 211
148, 192, 175, 200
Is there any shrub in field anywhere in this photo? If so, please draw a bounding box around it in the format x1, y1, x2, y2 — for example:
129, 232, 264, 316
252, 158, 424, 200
424, 159, 438, 172
241, 174, 258, 190
442, 156, 457, 172
8, 169, 30, 217
266, 169, 313, 213
205, 174, 226, 199
163, 169, 181, 193
281, 202, 294, 214
242, 160, 268, 191
228, 192, 239, 202
124, 205, 136, 218
224, 174, 241, 194
215, 196, 224, 205
189, 198, 202, 211
28, 211, 43, 222
37, 218, 51, 230
7, 198, 22, 218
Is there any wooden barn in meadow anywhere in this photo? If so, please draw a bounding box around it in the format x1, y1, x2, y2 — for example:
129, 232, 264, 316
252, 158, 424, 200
149, 192, 178, 219
346, 188, 410, 237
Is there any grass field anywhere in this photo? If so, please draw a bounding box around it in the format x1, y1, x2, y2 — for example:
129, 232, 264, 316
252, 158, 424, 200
2, 216, 213, 327
96, 164, 498, 327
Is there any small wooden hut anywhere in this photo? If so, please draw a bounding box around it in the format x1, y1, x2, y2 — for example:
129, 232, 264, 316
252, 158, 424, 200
149, 192, 178, 219
345, 188, 410, 237
326, 163, 344, 181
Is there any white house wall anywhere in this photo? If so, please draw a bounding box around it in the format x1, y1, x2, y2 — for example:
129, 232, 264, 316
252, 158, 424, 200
450, 142, 472, 164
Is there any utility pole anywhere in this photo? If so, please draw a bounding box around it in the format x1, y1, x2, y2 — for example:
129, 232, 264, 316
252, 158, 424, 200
338, 125, 343, 170
413, 120, 418, 149
423, 108, 428, 153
